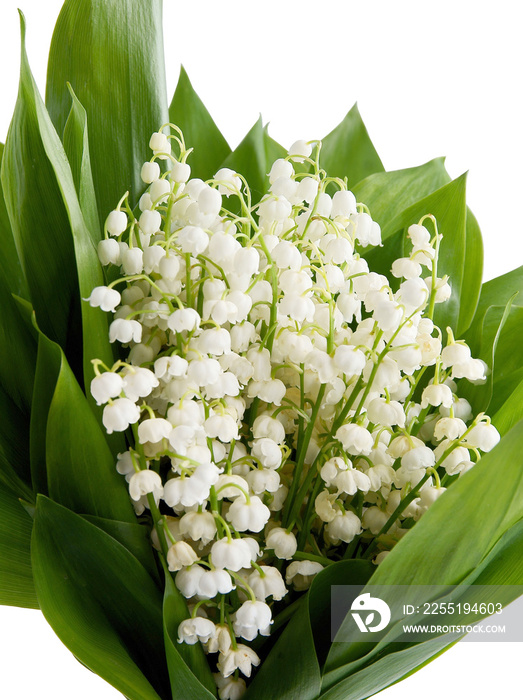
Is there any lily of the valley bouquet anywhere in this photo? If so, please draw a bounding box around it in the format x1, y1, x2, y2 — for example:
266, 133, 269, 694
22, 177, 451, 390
2, 2, 523, 699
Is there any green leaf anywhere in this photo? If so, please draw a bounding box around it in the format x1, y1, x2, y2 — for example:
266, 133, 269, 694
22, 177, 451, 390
169, 66, 231, 181
487, 306, 523, 414
220, 117, 286, 205
32, 496, 169, 700
470, 265, 523, 336
44, 335, 135, 522
0, 482, 38, 608
246, 595, 322, 700
82, 515, 160, 584
457, 208, 483, 335
62, 84, 100, 241
0, 272, 37, 414
324, 418, 523, 679
30, 332, 62, 496
46, 0, 169, 222
320, 104, 384, 187
1, 14, 80, 356
247, 560, 374, 700
162, 559, 216, 699
352, 157, 449, 228
460, 296, 517, 414
382, 174, 468, 333
0, 143, 28, 299
0, 384, 33, 501
492, 376, 523, 436
320, 634, 457, 700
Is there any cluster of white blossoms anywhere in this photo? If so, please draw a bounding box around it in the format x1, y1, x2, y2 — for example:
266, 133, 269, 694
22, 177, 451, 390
87, 126, 500, 699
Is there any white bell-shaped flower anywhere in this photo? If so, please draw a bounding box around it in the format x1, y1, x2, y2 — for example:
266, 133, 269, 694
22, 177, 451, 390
98, 238, 121, 266
139, 209, 162, 235
141, 160, 160, 183
122, 367, 159, 402
326, 511, 362, 544
265, 527, 297, 560
463, 422, 500, 452
204, 414, 240, 443
244, 468, 280, 495
138, 417, 172, 444
178, 511, 217, 545
210, 537, 254, 571
177, 225, 209, 255
106, 210, 128, 237
175, 565, 205, 598
206, 624, 233, 655
214, 167, 242, 196
335, 424, 373, 455
128, 470, 163, 502
109, 318, 142, 344
177, 616, 215, 645
333, 345, 366, 375
233, 600, 272, 641
214, 674, 246, 700
86, 286, 121, 313
102, 398, 140, 433
217, 644, 260, 679
90, 372, 123, 405
285, 560, 323, 590
251, 438, 282, 469
421, 383, 454, 409
247, 566, 287, 601
226, 495, 270, 533
198, 569, 235, 598
167, 541, 199, 571
335, 467, 372, 495
401, 446, 436, 470
171, 161, 191, 183
167, 308, 201, 333
288, 139, 312, 161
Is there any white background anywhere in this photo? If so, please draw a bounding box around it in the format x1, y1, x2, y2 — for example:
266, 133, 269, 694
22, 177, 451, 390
0, 1, 522, 698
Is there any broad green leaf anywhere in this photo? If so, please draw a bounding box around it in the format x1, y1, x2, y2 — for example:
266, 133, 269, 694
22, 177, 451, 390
62, 84, 100, 241
0, 384, 33, 501
352, 157, 449, 227
246, 593, 322, 700
162, 559, 216, 699
263, 126, 287, 175
320, 634, 457, 700
247, 560, 374, 700
29, 332, 61, 496
32, 496, 168, 700
220, 117, 286, 205
325, 418, 523, 677
1, 14, 80, 358
382, 174, 468, 333
457, 208, 483, 335
355, 161, 482, 335
492, 376, 523, 436
320, 104, 384, 187
10, 20, 116, 400
0, 272, 36, 414
82, 515, 160, 584
46, 0, 169, 222
460, 296, 516, 414
44, 335, 135, 522
470, 265, 523, 334
169, 66, 231, 181
487, 306, 523, 414
0, 143, 27, 299
0, 483, 38, 608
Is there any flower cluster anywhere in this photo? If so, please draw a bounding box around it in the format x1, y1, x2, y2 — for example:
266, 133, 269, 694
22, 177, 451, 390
87, 127, 499, 698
